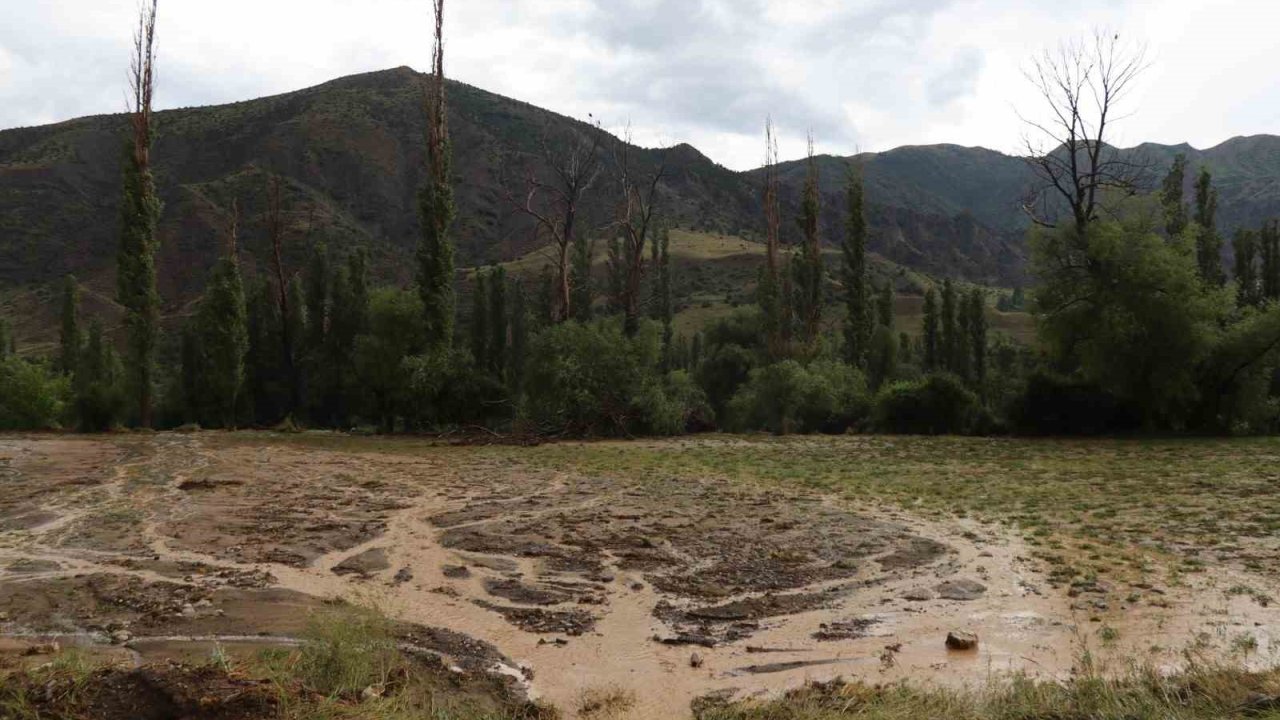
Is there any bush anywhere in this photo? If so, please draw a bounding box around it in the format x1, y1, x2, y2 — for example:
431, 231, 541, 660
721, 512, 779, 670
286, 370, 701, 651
0, 357, 68, 431
727, 360, 869, 435
873, 373, 979, 435
633, 370, 715, 435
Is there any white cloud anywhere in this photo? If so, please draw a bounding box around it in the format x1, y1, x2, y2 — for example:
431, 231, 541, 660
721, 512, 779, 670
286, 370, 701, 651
0, 0, 1276, 169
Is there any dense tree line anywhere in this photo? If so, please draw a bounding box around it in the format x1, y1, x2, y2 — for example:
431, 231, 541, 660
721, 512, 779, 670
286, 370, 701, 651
7, 25, 1280, 437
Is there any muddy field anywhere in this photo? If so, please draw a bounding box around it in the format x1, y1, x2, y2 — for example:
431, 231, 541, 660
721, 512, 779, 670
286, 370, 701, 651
1, 433, 1277, 718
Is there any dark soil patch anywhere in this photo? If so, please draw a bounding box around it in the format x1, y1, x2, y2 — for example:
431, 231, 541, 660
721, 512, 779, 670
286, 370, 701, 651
474, 600, 596, 636
484, 578, 573, 606
813, 617, 879, 641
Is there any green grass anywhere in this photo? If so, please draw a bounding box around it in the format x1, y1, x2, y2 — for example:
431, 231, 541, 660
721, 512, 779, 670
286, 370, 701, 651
493, 434, 1280, 586
695, 661, 1280, 719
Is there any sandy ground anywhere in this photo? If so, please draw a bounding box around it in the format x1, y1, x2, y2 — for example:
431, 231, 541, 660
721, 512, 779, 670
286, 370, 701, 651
1, 432, 1277, 718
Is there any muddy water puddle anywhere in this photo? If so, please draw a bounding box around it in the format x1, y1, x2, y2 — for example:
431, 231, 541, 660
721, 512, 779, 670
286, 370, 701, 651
1, 433, 1278, 718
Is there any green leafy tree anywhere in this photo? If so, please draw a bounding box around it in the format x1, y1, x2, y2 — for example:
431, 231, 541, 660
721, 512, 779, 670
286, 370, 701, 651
1194, 167, 1223, 286
59, 275, 81, 376
841, 166, 870, 368
922, 287, 939, 371
418, 0, 456, 354
0, 318, 11, 360
1031, 199, 1231, 427
0, 356, 68, 431
876, 281, 893, 329
1161, 153, 1188, 237
117, 0, 162, 426
245, 278, 286, 425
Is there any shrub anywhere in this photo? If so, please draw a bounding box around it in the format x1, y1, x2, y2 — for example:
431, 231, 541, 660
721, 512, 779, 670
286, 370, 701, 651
295, 605, 401, 698
873, 373, 979, 435
0, 357, 68, 431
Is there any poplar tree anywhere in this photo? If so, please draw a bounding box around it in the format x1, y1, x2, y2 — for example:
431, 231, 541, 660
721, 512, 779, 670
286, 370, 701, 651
1194, 167, 1223, 286
1235, 228, 1260, 307
968, 289, 987, 389
940, 279, 957, 373
955, 290, 972, 381
795, 138, 824, 346
922, 287, 939, 371
489, 266, 508, 378
0, 318, 11, 360
1161, 154, 1188, 237
60, 275, 81, 376
509, 280, 529, 401
653, 225, 674, 369
1259, 220, 1280, 303
841, 165, 870, 368
117, 0, 162, 426
418, 0, 456, 354
573, 235, 597, 321
471, 270, 490, 370
196, 208, 249, 428
74, 320, 125, 431
877, 281, 893, 328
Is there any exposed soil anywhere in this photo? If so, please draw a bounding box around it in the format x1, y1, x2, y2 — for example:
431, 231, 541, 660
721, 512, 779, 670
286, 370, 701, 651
1, 433, 1278, 719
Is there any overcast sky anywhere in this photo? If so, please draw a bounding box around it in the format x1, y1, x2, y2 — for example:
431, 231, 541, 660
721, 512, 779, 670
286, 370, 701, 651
2, 0, 1276, 171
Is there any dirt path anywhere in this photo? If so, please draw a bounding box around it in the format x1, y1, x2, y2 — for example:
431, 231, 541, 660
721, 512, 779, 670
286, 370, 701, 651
1, 433, 1278, 718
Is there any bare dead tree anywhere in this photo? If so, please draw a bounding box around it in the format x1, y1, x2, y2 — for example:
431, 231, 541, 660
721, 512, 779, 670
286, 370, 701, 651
128, 0, 158, 172
503, 120, 606, 323
264, 173, 300, 413
1019, 31, 1150, 238
610, 126, 667, 337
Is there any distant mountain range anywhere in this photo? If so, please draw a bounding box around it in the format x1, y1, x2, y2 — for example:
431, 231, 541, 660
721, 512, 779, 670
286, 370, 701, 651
1, 66, 1277, 312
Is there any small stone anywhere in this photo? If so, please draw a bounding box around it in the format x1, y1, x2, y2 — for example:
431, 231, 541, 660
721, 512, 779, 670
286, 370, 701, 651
902, 587, 934, 602
442, 565, 470, 579
630, 582, 645, 591
180, 603, 196, 617
110, 630, 131, 645
360, 685, 383, 702
690, 652, 704, 669
195, 598, 213, 608
394, 567, 414, 584
946, 630, 979, 650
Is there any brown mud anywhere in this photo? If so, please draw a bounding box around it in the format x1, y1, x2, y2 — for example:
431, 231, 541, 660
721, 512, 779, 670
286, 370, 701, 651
1, 433, 1278, 718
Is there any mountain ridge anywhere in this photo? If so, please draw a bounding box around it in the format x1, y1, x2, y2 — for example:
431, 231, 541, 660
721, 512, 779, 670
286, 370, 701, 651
1, 66, 1277, 314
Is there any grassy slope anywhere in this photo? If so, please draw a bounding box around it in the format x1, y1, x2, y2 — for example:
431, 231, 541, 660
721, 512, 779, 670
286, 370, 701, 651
483, 228, 1035, 341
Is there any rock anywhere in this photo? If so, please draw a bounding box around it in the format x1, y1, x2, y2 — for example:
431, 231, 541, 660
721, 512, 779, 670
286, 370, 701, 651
394, 567, 414, 585
630, 582, 645, 591
195, 598, 213, 608
902, 587, 934, 602
110, 630, 131, 645
935, 579, 987, 601
945, 630, 979, 650
332, 548, 391, 579
180, 603, 196, 617
690, 652, 704, 669
360, 685, 383, 702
